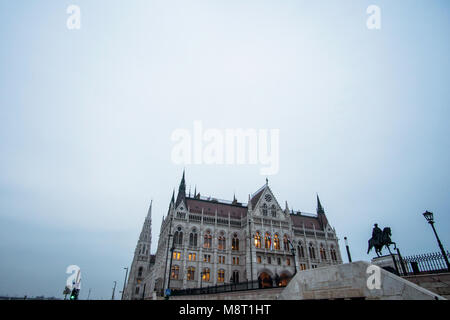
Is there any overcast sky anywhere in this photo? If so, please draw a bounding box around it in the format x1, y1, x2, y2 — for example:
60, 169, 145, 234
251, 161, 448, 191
1, 0, 449, 299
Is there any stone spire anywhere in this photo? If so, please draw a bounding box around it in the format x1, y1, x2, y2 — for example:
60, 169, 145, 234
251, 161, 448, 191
123, 200, 152, 300
317, 194, 325, 214
175, 170, 186, 207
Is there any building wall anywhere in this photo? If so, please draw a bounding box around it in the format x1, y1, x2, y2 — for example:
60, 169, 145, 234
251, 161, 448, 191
149, 183, 343, 296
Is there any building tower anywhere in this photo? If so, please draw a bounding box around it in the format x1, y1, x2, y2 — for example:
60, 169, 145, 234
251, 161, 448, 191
123, 201, 153, 300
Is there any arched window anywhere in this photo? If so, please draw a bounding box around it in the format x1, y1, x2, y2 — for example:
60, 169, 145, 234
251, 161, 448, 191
262, 203, 268, 216
283, 235, 289, 251
298, 242, 305, 258
174, 227, 183, 246
265, 233, 271, 249
218, 233, 226, 251
273, 234, 280, 250
320, 244, 327, 260
271, 205, 276, 217
203, 231, 212, 249
138, 267, 143, 277
330, 245, 337, 261
254, 232, 261, 248
309, 243, 316, 260
187, 267, 195, 280
189, 228, 198, 247
217, 269, 225, 283
232, 233, 239, 251
202, 268, 210, 282
232, 270, 239, 283
171, 265, 179, 279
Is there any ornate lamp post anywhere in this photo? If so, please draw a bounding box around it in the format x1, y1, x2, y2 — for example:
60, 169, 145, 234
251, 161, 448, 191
287, 239, 297, 276
423, 211, 450, 271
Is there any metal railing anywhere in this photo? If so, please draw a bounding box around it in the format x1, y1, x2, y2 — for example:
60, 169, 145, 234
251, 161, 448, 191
395, 251, 450, 276
169, 279, 286, 297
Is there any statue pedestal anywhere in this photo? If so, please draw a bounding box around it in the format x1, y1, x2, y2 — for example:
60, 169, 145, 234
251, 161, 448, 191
371, 254, 400, 275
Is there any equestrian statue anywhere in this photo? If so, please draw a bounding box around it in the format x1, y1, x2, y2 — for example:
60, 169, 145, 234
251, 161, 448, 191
367, 223, 397, 257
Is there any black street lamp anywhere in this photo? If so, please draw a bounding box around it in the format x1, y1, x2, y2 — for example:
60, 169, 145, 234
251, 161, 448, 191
121, 267, 128, 300
423, 210, 450, 271
344, 237, 352, 263
166, 236, 175, 295
287, 239, 297, 276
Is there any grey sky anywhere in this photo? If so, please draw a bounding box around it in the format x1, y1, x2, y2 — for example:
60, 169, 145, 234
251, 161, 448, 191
1, 0, 449, 299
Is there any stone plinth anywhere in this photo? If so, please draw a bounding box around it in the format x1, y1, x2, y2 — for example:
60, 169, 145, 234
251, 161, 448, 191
277, 261, 446, 300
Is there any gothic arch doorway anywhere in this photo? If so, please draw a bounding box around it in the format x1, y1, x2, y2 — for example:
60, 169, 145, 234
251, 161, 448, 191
279, 272, 291, 287
258, 272, 273, 288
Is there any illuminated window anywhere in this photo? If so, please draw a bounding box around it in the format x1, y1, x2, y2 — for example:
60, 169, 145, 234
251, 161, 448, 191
273, 234, 280, 250
217, 270, 225, 283
188, 253, 196, 261
203, 231, 212, 249
171, 265, 179, 279
202, 268, 210, 282
254, 232, 261, 248
172, 251, 181, 260
187, 267, 195, 281
232, 234, 239, 251
218, 234, 226, 251
203, 254, 211, 263
232, 256, 239, 265
257, 256, 262, 264
265, 233, 271, 249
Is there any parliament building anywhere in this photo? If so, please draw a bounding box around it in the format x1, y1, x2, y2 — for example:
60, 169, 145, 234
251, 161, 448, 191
123, 171, 343, 300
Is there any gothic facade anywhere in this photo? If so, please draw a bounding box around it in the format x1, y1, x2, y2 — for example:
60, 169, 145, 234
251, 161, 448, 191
124, 171, 343, 299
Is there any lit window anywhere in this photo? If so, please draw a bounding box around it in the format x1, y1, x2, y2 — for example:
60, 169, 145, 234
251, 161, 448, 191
265, 233, 271, 249
218, 270, 225, 283
172, 251, 181, 260
187, 267, 195, 280
254, 232, 261, 248
202, 268, 210, 282
273, 234, 280, 250
171, 265, 179, 279
232, 234, 240, 251
218, 234, 226, 251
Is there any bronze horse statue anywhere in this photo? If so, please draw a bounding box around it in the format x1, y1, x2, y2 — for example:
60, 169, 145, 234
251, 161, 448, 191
367, 227, 397, 257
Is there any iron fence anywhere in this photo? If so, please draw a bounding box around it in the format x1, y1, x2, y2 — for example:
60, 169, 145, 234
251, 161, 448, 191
169, 279, 284, 297
395, 251, 450, 276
